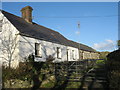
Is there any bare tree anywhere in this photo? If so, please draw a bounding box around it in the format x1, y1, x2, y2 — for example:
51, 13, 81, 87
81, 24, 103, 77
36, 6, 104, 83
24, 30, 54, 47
0, 16, 19, 68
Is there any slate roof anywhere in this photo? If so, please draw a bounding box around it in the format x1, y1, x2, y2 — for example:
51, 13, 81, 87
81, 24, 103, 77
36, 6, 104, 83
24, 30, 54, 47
1, 10, 96, 52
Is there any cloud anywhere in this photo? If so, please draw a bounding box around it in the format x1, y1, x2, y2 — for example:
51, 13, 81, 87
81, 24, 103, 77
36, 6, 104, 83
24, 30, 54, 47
106, 39, 114, 43
75, 31, 80, 35
93, 39, 117, 51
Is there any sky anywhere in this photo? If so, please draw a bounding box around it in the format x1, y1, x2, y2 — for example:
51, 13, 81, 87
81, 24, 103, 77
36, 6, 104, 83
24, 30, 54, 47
1, 2, 118, 52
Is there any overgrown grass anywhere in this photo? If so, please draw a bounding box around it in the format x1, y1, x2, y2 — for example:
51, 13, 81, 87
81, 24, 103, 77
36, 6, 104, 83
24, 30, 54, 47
3, 55, 100, 89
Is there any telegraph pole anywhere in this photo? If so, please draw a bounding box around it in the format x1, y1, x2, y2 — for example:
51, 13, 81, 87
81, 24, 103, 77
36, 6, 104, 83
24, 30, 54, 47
117, 1, 120, 50
118, 1, 120, 50
78, 21, 80, 61
75, 21, 80, 77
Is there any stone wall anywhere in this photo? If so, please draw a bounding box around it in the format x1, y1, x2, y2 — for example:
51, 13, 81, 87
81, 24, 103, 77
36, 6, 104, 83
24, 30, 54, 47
79, 50, 99, 60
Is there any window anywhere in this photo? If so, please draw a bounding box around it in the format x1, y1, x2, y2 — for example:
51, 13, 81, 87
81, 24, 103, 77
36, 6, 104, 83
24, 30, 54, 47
72, 50, 75, 60
67, 49, 69, 61
0, 20, 2, 32
57, 47, 61, 59
35, 43, 42, 57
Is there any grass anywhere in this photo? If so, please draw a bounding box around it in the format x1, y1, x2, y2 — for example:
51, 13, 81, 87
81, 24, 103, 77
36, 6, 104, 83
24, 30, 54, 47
41, 81, 55, 88
66, 82, 81, 88
96, 60, 105, 65
41, 80, 81, 88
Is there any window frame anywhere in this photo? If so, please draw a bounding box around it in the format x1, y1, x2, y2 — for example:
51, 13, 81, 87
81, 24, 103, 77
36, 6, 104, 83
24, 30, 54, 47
57, 47, 62, 59
72, 50, 75, 60
67, 49, 69, 61
0, 19, 3, 32
35, 43, 42, 58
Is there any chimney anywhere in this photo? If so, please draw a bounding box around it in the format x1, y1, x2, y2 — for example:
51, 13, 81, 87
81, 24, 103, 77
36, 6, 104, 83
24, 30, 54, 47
21, 6, 33, 23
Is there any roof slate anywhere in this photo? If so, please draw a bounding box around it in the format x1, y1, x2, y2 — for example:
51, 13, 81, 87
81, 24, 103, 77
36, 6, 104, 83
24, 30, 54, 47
1, 10, 96, 52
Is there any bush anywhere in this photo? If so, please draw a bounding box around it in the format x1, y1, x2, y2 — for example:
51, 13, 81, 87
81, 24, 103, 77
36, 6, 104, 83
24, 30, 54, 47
2, 62, 33, 82
107, 50, 120, 89
2, 54, 55, 88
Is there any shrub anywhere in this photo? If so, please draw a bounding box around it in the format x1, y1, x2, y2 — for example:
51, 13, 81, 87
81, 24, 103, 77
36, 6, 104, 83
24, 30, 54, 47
107, 50, 120, 89
2, 62, 33, 82
2, 54, 55, 88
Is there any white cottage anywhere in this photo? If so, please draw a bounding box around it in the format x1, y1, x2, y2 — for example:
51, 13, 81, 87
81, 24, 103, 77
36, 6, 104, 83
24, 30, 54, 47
0, 6, 99, 68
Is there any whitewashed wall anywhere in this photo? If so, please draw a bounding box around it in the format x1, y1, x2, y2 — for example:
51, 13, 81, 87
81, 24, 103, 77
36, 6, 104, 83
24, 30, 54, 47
0, 11, 79, 68
0, 12, 20, 68
19, 35, 79, 62
0, 11, 99, 68
67, 46, 79, 61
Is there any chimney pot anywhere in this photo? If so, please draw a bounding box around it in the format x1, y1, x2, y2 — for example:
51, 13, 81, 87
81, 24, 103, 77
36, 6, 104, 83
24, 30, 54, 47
21, 6, 33, 23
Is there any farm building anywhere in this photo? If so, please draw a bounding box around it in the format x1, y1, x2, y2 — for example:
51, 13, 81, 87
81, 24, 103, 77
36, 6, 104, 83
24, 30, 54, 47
0, 6, 99, 68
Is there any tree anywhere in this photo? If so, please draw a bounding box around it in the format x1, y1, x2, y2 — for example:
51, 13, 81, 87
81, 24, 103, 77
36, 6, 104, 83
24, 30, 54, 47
0, 15, 19, 68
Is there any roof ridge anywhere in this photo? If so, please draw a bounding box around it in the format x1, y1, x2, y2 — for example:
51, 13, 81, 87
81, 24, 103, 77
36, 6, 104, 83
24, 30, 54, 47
1, 10, 22, 19
33, 22, 58, 33
1, 10, 67, 39
1, 10, 60, 34
1, 9, 97, 52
